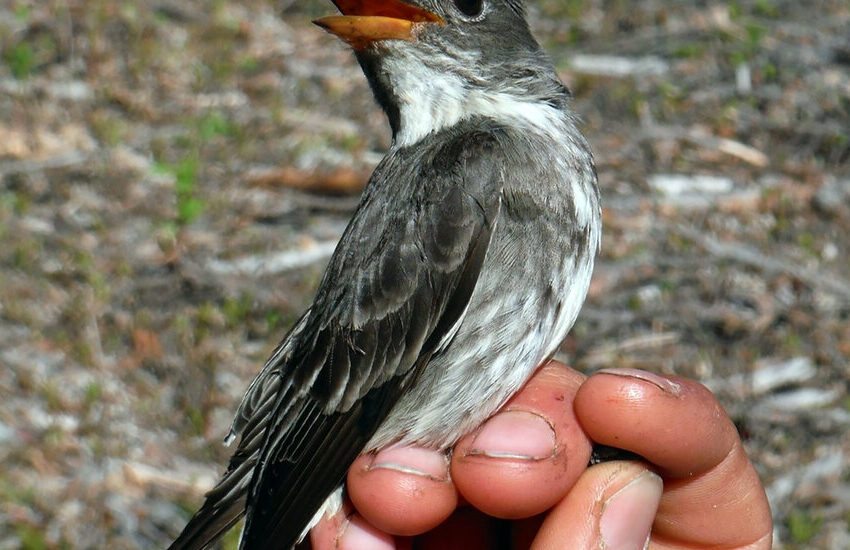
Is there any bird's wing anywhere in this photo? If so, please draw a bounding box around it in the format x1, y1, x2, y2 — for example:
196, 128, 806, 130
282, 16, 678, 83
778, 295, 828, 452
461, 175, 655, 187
169, 127, 506, 550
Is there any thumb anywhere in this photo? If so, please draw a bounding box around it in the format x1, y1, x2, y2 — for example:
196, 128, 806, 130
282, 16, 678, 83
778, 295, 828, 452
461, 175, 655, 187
531, 461, 662, 550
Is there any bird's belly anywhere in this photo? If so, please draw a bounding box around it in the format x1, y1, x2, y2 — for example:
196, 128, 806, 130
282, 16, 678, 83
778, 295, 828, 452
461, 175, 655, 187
367, 219, 595, 451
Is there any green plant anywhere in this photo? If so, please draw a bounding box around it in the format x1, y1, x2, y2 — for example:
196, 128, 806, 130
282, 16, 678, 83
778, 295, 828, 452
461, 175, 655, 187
16, 525, 47, 550
223, 293, 255, 327
156, 156, 205, 225
753, 0, 779, 17
5, 42, 34, 79
787, 508, 822, 544
197, 111, 234, 141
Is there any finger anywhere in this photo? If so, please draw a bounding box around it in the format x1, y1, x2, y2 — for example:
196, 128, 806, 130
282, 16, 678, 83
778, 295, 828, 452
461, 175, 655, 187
451, 361, 593, 519
346, 444, 457, 536
575, 369, 772, 548
311, 510, 397, 550
530, 461, 662, 550
309, 506, 345, 550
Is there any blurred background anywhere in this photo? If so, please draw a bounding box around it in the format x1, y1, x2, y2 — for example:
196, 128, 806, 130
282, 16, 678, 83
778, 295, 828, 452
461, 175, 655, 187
0, 0, 848, 548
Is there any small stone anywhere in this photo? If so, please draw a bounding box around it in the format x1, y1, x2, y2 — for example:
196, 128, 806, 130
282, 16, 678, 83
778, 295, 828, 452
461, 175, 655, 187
812, 177, 850, 216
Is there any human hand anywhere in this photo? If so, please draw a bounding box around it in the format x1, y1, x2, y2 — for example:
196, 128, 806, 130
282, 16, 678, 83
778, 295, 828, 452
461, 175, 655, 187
309, 361, 772, 549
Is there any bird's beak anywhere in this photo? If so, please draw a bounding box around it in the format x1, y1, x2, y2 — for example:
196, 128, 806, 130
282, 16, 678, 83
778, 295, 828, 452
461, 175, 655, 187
314, 0, 443, 49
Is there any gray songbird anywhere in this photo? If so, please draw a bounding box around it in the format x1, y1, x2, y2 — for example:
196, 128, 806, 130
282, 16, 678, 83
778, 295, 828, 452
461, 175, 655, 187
169, 0, 600, 548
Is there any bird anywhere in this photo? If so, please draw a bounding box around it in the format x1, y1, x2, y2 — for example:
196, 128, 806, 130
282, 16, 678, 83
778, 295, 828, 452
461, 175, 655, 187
169, 0, 600, 548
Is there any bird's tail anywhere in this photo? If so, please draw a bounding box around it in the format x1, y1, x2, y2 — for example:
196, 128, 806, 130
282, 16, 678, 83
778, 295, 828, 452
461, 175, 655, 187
168, 495, 245, 550
167, 374, 280, 550
168, 315, 307, 549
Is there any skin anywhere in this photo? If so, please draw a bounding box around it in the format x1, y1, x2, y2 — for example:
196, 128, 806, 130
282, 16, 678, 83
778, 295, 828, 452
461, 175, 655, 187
310, 361, 773, 550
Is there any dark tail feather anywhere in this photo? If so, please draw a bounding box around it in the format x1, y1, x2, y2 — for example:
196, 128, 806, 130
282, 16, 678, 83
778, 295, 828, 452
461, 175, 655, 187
169, 338, 292, 549
168, 496, 245, 550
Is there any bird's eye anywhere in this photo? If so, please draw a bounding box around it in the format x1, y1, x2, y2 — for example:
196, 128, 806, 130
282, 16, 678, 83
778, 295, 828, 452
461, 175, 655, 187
453, 0, 484, 17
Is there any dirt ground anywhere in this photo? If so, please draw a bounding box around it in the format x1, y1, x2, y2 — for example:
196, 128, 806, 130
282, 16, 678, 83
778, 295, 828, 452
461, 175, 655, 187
0, 0, 848, 548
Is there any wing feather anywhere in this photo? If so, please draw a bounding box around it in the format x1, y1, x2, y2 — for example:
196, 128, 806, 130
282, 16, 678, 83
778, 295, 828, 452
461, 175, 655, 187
169, 124, 508, 550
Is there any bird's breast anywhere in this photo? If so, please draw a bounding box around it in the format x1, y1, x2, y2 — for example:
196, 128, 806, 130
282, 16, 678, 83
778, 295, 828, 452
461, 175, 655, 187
368, 176, 599, 449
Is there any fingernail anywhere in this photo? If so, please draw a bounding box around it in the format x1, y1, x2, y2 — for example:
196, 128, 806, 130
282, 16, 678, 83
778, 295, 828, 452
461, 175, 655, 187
600, 471, 662, 550
596, 368, 681, 395
368, 445, 449, 481
467, 410, 556, 460
338, 515, 395, 550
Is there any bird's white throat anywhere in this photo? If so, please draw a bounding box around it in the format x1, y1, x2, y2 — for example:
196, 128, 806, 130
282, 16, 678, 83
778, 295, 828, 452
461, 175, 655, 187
384, 53, 569, 148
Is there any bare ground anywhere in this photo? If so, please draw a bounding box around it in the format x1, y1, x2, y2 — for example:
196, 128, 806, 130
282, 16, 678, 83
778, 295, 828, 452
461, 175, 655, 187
0, 0, 848, 548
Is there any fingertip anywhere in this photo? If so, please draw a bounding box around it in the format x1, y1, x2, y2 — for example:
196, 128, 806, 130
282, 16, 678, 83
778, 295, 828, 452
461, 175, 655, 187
576, 369, 736, 475
452, 411, 563, 519
451, 361, 591, 519
338, 514, 396, 550
531, 461, 658, 550
347, 446, 457, 536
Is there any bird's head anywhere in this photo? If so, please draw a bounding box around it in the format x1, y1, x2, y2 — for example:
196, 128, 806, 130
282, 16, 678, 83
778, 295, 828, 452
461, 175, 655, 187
315, 0, 570, 146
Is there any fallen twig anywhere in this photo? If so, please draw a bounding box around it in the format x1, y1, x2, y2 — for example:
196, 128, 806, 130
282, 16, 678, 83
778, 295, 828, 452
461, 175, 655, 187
123, 461, 216, 496
0, 151, 92, 176
579, 331, 681, 367
684, 129, 770, 168
205, 239, 339, 276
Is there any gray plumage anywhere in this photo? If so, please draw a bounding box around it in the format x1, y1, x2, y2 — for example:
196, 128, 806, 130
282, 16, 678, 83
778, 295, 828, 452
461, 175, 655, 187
169, 0, 600, 548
